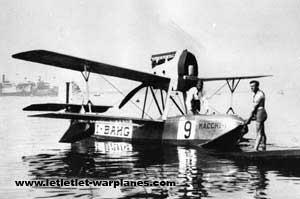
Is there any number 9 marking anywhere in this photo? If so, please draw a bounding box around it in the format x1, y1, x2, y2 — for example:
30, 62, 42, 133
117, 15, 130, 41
177, 119, 195, 140
184, 121, 192, 138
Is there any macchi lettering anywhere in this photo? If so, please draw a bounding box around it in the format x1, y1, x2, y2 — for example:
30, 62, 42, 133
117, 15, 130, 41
199, 121, 225, 129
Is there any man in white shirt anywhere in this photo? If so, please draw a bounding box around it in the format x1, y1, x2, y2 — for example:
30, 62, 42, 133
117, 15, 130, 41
185, 80, 208, 115
246, 80, 268, 151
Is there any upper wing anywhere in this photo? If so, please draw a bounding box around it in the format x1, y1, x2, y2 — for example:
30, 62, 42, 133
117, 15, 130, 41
12, 50, 170, 88
183, 75, 272, 81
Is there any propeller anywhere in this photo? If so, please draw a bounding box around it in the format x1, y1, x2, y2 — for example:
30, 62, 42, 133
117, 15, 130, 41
119, 83, 146, 109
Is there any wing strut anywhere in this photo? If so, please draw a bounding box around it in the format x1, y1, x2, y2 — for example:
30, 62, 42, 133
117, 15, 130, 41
150, 87, 162, 115
226, 78, 241, 114
170, 96, 185, 115
142, 87, 149, 119
160, 89, 165, 110
81, 65, 92, 112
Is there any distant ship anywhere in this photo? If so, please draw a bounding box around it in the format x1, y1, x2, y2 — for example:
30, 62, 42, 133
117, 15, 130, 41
0, 74, 58, 96
32, 78, 58, 96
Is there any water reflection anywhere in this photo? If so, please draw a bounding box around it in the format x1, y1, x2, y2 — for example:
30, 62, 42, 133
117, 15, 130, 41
22, 139, 300, 198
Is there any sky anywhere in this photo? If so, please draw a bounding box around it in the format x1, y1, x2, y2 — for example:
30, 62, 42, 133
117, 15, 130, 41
2, 0, 300, 86
1, 0, 300, 144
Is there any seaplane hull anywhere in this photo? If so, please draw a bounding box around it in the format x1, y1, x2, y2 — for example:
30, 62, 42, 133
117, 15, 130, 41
60, 114, 246, 148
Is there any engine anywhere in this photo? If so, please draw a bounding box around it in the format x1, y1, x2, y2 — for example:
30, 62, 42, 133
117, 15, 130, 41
151, 49, 198, 92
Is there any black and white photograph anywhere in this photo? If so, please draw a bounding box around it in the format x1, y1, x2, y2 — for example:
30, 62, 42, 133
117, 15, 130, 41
1, 0, 300, 198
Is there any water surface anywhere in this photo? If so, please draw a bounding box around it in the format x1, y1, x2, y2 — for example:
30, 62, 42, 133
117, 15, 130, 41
1, 97, 300, 198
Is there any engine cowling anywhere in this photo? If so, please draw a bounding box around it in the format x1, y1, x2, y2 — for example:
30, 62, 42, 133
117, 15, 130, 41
176, 49, 198, 92
151, 49, 198, 92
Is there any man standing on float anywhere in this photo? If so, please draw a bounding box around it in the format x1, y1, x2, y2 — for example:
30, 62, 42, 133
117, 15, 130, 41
246, 80, 268, 151
185, 80, 208, 115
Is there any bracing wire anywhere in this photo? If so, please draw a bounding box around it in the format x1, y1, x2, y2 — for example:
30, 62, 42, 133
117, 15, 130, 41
207, 82, 228, 100
146, 89, 156, 114
204, 82, 228, 114
99, 75, 153, 119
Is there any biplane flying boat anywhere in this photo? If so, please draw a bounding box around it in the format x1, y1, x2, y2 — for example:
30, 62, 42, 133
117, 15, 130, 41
12, 49, 270, 148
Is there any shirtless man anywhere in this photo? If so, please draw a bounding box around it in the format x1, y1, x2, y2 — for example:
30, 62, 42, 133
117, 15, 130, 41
246, 80, 268, 151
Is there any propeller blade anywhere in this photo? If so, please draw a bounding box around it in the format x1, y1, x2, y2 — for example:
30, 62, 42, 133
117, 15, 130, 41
119, 83, 146, 109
